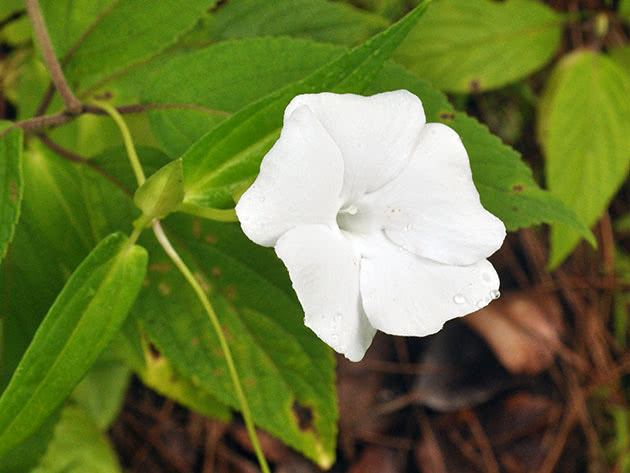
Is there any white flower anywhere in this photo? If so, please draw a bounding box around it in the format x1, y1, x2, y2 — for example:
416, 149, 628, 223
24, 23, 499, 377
236, 90, 506, 362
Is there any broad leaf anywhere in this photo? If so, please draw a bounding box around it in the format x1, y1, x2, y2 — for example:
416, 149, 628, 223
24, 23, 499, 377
142, 38, 342, 157
0, 122, 22, 262
31, 406, 122, 473
135, 214, 337, 467
538, 50, 630, 267
181, 2, 431, 208
394, 0, 563, 92
0, 232, 148, 459
70, 356, 131, 430
610, 45, 630, 76
40, 0, 218, 93
212, 0, 388, 46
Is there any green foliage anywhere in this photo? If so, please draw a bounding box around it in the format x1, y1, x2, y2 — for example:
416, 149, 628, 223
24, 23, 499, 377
620, 0, 630, 21
368, 63, 591, 235
0, 122, 22, 262
40, 0, 219, 94
70, 357, 131, 430
31, 406, 122, 473
538, 50, 630, 267
180, 1, 430, 208
135, 214, 337, 467
0, 232, 148, 459
134, 158, 184, 220
394, 0, 563, 93
610, 45, 630, 75
142, 38, 341, 157
212, 0, 388, 46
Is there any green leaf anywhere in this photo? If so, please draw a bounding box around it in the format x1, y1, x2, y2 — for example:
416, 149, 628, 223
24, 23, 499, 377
142, 38, 342, 157
31, 406, 122, 473
610, 45, 630, 76
135, 214, 337, 467
181, 1, 430, 208
394, 0, 563, 92
70, 357, 130, 430
0, 232, 148, 460
620, 0, 630, 22
367, 62, 591, 235
0, 122, 23, 262
212, 0, 388, 46
538, 50, 630, 267
134, 158, 184, 220
135, 341, 231, 421
40, 0, 219, 93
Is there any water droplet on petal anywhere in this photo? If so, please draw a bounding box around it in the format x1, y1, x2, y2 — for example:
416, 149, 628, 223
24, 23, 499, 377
453, 294, 466, 304
490, 289, 501, 300
347, 205, 358, 215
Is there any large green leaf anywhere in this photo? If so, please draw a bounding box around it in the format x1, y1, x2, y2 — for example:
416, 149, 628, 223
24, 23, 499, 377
394, 0, 563, 92
31, 406, 122, 473
181, 1, 431, 208
39, 0, 218, 93
0, 122, 22, 262
212, 0, 388, 46
0, 232, 148, 459
538, 50, 630, 267
610, 45, 630, 76
142, 38, 342, 157
135, 214, 337, 467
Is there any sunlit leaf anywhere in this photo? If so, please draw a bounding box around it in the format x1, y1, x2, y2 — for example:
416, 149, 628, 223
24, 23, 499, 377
538, 50, 630, 267
394, 0, 563, 92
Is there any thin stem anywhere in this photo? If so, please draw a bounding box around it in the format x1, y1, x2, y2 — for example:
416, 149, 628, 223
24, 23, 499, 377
152, 220, 271, 473
7, 103, 231, 137
178, 202, 239, 223
90, 99, 146, 186
24, 0, 82, 114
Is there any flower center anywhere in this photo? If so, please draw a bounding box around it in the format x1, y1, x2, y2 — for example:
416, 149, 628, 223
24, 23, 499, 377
336, 203, 376, 235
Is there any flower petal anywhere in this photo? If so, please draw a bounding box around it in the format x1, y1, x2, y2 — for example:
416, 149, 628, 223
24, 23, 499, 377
365, 123, 506, 265
285, 90, 426, 202
275, 224, 376, 361
235, 106, 344, 247
360, 235, 500, 337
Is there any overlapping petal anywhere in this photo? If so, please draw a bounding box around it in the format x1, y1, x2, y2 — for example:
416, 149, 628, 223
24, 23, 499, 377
235, 106, 344, 247
363, 123, 506, 266
359, 234, 500, 337
275, 224, 376, 362
284, 90, 426, 202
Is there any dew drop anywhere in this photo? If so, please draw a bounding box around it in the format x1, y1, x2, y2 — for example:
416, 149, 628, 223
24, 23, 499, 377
490, 289, 501, 300
453, 294, 466, 304
347, 205, 358, 215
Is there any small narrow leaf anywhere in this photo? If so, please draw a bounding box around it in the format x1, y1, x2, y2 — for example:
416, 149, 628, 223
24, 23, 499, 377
394, 0, 563, 92
0, 122, 23, 262
134, 158, 184, 220
538, 50, 630, 267
181, 1, 430, 208
0, 233, 148, 459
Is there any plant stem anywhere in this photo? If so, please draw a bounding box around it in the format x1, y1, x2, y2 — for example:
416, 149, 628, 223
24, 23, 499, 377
178, 202, 239, 223
99, 103, 270, 473
152, 220, 271, 473
90, 99, 146, 186
24, 0, 82, 114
